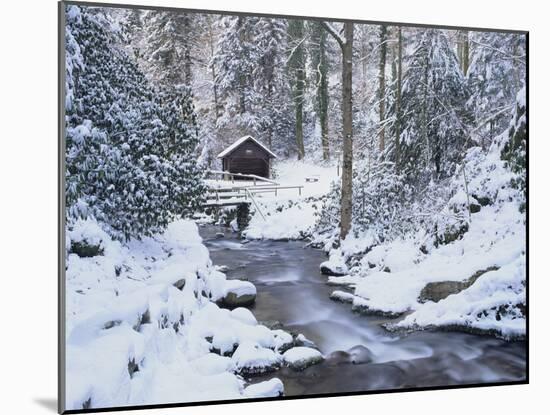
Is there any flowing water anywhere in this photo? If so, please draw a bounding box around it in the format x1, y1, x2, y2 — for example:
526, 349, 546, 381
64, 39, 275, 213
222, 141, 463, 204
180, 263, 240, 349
200, 225, 526, 396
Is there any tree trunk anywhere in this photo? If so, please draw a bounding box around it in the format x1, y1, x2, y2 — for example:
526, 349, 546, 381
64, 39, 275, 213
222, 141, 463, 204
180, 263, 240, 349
237, 18, 247, 114
395, 26, 403, 173
183, 14, 193, 85
378, 25, 387, 153
361, 29, 368, 92
207, 17, 220, 120
422, 53, 430, 167
457, 30, 470, 76
313, 22, 330, 161
340, 23, 354, 240
288, 20, 306, 159
295, 68, 305, 159
462, 31, 469, 75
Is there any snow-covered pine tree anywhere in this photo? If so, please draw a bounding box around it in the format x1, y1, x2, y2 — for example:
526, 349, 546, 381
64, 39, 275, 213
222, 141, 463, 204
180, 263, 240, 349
398, 28, 472, 182
255, 17, 293, 151
467, 31, 526, 148
214, 16, 263, 135
500, 86, 527, 210
65, 5, 204, 240
141, 10, 195, 87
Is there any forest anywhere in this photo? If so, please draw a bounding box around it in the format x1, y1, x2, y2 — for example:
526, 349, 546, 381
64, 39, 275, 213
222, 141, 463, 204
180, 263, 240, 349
63, 4, 527, 411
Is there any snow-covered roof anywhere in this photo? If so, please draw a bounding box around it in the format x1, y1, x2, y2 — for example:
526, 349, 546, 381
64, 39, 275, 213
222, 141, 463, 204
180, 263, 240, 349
217, 136, 277, 159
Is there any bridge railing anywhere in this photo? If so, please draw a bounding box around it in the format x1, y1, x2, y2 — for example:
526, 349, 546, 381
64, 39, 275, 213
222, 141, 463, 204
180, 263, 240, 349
206, 170, 279, 186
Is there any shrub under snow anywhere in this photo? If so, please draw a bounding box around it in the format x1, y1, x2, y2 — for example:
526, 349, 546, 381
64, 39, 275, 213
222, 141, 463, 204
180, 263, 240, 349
65, 219, 290, 410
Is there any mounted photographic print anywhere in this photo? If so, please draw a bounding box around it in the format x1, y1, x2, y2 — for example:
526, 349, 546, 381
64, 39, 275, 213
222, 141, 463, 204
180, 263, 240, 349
59, 1, 528, 413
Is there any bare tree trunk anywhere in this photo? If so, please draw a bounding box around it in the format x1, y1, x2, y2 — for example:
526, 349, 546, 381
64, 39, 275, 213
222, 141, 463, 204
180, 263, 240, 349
321, 22, 354, 240
340, 24, 354, 240
395, 26, 403, 173
312, 22, 330, 160
361, 29, 368, 91
378, 26, 387, 153
288, 20, 306, 160
183, 14, 193, 85
295, 71, 305, 159
457, 30, 470, 76
462, 31, 469, 75
207, 17, 220, 120
422, 54, 430, 167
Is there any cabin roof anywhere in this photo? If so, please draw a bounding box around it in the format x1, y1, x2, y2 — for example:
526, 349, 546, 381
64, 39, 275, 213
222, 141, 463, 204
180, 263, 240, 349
217, 135, 277, 159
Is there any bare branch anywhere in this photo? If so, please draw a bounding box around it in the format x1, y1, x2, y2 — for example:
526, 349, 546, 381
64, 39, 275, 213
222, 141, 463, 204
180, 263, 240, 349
321, 21, 344, 49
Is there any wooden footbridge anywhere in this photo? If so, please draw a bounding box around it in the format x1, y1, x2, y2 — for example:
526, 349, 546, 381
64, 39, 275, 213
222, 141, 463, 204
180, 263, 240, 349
203, 170, 304, 221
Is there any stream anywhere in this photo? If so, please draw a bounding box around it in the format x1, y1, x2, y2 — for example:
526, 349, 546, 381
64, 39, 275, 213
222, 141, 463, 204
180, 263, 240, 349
200, 225, 526, 396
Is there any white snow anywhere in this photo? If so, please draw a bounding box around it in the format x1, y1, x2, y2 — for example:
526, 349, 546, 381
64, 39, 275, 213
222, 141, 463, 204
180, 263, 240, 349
230, 307, 258, 325
327, 140, 526, 338
223, 279, 257, 297
393, 255, 525, 339
283, 347, 323, 365
231, 341, 283, 374
65, 218, 292, 410
244, 160, 338, 240
243, 378, 284, 398
217, 135, 277, 159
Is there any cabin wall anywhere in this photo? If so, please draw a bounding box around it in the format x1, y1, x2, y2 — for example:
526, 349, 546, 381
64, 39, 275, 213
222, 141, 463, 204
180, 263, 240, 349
223, 141, 271, 178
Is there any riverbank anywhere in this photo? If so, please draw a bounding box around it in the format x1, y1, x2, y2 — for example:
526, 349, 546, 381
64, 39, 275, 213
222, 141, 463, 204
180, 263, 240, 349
201, 225, 526, 396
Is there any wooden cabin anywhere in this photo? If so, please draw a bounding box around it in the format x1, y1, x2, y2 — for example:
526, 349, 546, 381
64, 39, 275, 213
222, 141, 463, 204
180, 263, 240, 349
217, 136, 277, 179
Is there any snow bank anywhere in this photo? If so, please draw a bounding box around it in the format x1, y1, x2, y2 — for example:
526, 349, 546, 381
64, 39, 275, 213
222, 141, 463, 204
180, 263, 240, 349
243, 378, 284, 398
327, 139, 526, 338
392, 255, 526, 339
244, 160, 338, 240
65, 219, 291, 410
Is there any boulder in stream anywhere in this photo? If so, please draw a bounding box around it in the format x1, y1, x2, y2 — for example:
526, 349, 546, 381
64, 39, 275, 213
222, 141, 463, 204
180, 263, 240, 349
283, 347, 324, 371
418, 266, 500, 303
243, 378, 284, 398
222, 280, 257, 307
320, 260, 349, 276
232, 341, 282, 375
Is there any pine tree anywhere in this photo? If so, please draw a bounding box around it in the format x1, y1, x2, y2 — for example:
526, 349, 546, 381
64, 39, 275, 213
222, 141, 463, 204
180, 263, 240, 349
398, 28, 472, 181
65, 5, 204, 240
255, 18, 292, 151
142, 10, 195, 87
467, 31, 526, 148
214, 16, 262, 133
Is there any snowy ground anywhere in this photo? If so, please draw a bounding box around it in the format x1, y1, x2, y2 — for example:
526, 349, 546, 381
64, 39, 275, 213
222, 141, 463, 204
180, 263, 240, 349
243, 160, 338, 240
321, 141, 526, 340
65, 219, 300, 410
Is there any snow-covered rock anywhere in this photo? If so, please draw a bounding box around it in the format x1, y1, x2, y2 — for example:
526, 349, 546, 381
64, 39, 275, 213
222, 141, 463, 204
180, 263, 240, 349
391, 256, 526, 340
320, 260, 348, 276
294, 333, 317, 349
272, 329, 294, 353
232, 342, 283, 375
222, 279, 257, 307
230, 307, 258, 326
243, 378, 284, 398
65, 218, 291, 410
282, 347, 324, 371
329, 290, 355, 304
